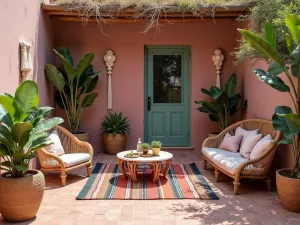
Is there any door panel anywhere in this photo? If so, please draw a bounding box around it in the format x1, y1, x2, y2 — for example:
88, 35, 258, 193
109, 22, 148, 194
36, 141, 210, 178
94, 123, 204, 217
145, 46, 190, 147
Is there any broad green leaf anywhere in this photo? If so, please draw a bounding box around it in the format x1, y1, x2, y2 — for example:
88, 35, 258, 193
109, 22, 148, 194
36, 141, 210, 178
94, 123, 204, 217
291, 45, 300, 77
265, 22, 276, 49
228, 94, 241, 110
0, 93, 15, 118
32, 117, 63, 134
0, 125, 12, 149
285, 14, 300, 45
11, 122, 33, 147
1, 161, 13, 169
82, 93, 98, 108
15, 164, 28, 172
208, 114, 218, 122
238, 29, 283, 66
30, 136, 52, 152
83, 75, 99, 93
0, 105, 13, 128
202, 102, 222, 113
24, 107, 53, 126
272, 106, 300, 139
55, 91, 68, 110
224, 73, 236, 97
54, 49, 75, 81
24, 132, 49, 150
57, 47, 73, 67
75, 53, 95, 78
0, 144, 10, 156
210, 86, 221, 99
197, 106, 210, 113
13, 153, 28, 160
277, 113, 300, 126
14, 80, 39, 116
216, 91, 229, 108
45, 64, 66, 91
279, 135, 293, 144
268, 62, 287, 76
285, 34, 295, 53
253, 69, 290, 92
201, 88, 212, 97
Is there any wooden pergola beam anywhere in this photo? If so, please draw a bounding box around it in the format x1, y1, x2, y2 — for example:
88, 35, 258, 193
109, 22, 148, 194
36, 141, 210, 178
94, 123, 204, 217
42, 4, 250, 23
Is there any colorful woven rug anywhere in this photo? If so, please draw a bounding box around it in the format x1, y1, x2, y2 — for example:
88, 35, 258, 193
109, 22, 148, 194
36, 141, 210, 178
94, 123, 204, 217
77, 163, 218, 200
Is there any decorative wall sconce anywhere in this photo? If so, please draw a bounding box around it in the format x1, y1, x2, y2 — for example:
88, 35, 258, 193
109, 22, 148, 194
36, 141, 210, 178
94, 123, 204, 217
212, 49, 224, 88
20, 41, 33, 82
104, 50, 116, 110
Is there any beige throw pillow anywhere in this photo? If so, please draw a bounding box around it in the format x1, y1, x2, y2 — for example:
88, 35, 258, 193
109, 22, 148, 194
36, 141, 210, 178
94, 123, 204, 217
219, 133, 243, 152
235, 127, 259, 146
44, 130, 65, 156
250, 135, 273, 162
240, 134, 262, 159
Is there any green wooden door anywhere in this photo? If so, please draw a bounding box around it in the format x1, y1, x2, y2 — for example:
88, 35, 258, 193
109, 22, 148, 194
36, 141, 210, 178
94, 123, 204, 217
145, 46, 190, 147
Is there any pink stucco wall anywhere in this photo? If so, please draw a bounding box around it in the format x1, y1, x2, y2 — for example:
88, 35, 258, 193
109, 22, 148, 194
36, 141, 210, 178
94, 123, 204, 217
0, 0, 54, 169
53, 21, 240, 153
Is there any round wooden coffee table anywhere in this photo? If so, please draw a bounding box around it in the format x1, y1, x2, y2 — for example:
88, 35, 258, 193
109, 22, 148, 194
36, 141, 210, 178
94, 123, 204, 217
117, 150, 173, 183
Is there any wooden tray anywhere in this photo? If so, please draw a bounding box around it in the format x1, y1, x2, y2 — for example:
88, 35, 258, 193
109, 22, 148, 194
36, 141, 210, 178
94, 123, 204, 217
140, 153, 153, 157
124, 153, 139, 158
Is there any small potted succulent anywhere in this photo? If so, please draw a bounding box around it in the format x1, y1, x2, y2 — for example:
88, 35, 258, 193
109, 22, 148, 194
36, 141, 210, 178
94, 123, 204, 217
101, 112, 130, 155
141, 143, 150, 154
151, 141, 162, 156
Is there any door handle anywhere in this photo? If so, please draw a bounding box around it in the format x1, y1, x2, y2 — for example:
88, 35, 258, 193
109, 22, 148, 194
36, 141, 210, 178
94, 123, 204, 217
148, 97, 151, 111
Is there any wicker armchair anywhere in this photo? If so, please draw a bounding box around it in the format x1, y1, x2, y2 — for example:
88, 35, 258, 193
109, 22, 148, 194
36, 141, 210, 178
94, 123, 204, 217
37, 125, 93, 186
202, 119, 281, 195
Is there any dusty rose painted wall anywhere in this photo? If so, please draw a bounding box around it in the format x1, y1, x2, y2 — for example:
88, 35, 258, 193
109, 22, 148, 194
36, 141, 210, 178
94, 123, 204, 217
53, 21, 240, 153
0, 0, 54, 169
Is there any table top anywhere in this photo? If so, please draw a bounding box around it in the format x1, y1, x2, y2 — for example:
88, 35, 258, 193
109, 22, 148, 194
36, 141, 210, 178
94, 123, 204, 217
117, 150, 173, 163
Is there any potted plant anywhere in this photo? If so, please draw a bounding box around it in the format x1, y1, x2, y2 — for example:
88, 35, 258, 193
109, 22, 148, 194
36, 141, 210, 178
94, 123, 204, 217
151, 141, 162, 156
195, 72, 247, 136
101, 112, 130, 155
0, 80, 63, 222
45, 47, 100, 142
239, 14, 300, 212
141, 143, 150, 154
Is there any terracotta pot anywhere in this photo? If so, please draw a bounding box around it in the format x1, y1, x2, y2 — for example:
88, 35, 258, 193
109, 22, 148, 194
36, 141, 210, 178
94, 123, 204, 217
73, 132, 89, 142
143, 149, 149, 154
103, 133, 127, 155
152, 148, 161, 156
0, 170, 45, 222
276, 169, 300, 213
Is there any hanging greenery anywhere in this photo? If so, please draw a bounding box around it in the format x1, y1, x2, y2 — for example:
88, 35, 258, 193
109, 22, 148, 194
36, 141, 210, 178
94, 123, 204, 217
234, 0, 300, 64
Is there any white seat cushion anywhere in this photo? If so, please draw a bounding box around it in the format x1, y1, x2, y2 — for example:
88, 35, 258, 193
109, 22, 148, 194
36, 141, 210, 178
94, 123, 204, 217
59, 153, 90, 168
202, 147, 248, 175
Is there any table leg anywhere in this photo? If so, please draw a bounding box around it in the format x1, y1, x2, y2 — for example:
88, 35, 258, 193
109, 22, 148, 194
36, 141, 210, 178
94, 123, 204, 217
118, 159, 127, 178
127, 162, 137, 182
163, 159, 172, 178
152, 162, 162, 183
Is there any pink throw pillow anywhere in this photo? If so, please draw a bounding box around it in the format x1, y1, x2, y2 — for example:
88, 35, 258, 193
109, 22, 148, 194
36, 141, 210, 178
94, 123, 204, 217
250, 135, 274, 161
235, 127, 259, 146
240, 134, 262, 159
219, 133, 243, 152
44, 130, 65, 156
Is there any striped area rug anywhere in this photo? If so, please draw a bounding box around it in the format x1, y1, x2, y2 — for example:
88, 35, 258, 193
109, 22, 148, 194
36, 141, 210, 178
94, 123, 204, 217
77, 163, 218, 200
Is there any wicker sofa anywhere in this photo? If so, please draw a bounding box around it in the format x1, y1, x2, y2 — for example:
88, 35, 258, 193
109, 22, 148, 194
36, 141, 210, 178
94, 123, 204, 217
202, 119, 281, 195
37, 125, 93, 186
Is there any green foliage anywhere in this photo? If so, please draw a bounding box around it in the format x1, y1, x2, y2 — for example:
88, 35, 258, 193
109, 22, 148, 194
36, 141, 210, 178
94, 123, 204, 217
45, 47, 100, 133
141, 143, 150, 149
100, 112, 130, 136
194, 73, 247, 131
239, 14, 300, 177
234, 0, 300, 63
151, 140, 162, 148
0, 81, 63, 178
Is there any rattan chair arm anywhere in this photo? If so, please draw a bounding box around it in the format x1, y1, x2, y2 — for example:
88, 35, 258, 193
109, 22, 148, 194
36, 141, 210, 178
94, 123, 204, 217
235, 142, 278, 177
38, 148, 65, 170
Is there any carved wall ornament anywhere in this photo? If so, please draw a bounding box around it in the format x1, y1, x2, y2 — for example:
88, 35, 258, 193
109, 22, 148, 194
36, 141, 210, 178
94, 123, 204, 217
20, 41, 33, 82
104, 50, 116, 110
212, 49, 224, 88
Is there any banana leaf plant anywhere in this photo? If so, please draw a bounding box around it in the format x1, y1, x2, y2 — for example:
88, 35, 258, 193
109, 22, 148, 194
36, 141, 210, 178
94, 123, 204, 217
45, 47, 100, 133
0, 81, 63, 178
239, 14, 300, 178
195, 73, 247, 131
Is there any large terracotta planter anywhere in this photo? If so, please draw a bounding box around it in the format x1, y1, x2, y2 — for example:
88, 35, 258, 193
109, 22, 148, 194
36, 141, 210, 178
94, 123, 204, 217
276, 169, 300, 213
0, 170, 45, 222
103, 133, 127, 155
73, 132, 89, 142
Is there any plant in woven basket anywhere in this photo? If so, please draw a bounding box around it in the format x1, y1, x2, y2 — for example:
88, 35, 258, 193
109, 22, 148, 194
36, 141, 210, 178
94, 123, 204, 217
45, 47, 100, 133
239, 14, 300, 212
101, 112, 130, 136
0, 80, 63, 178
